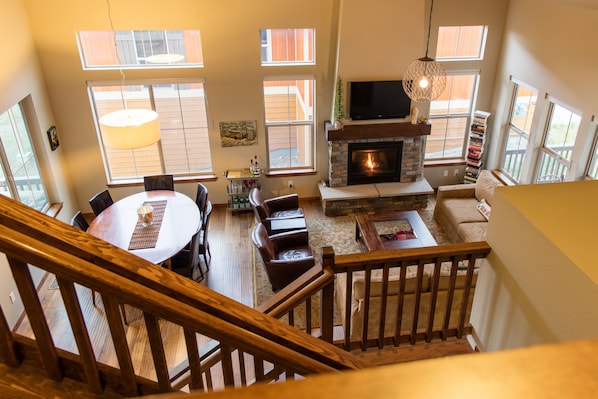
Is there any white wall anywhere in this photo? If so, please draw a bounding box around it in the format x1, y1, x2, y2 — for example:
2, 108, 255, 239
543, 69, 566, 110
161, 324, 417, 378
472, 181, 598, 351
0, 0, 76, 327
486, 0, 598, 179
22, 0, 341, 206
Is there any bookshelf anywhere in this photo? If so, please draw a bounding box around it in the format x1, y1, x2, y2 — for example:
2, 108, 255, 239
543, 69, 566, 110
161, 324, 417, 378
465, 110, 491, 183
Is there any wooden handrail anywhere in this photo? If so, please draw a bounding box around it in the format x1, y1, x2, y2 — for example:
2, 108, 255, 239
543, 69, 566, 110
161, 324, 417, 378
257, 241, 491, 352
0, 195, 364, 396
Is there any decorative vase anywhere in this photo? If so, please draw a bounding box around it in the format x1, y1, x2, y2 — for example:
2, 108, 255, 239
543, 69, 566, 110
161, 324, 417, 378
410, 106, 419, 124
334, 120, 343, 129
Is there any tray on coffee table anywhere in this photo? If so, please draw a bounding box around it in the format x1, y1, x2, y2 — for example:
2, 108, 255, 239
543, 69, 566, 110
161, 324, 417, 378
355, 210, 437, 252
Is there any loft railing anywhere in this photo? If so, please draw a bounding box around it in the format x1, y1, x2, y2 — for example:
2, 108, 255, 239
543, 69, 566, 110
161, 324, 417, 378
0, 195, 363, 397
503, 145, 573, 182
258, 244, 491, 352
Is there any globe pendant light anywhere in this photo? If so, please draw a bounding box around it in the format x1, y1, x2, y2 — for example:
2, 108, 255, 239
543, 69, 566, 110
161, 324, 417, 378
402, 0, 446, 103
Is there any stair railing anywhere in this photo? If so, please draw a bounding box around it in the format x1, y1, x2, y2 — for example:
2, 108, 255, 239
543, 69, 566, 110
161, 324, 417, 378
0, 195, 363, 397
255, 242, 491, 352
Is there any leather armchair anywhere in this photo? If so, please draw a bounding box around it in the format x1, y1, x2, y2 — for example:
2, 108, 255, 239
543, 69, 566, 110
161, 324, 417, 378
252, 223, 314, 291
249, 188, 304, 230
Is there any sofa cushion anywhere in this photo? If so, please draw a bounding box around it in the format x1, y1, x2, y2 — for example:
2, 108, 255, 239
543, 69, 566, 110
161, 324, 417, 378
457, 222, 488, 242
439, 198, 487, 227
474, 170, 502, 205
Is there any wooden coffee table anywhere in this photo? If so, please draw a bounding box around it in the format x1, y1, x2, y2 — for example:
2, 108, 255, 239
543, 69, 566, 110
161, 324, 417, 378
355, 210, 437, 252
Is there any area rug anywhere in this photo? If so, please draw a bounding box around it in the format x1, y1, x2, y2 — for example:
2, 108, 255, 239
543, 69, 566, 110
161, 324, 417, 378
252, 208, 450, 310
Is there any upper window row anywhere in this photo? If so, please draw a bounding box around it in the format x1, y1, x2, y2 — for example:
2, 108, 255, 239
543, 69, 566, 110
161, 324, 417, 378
78, 29, 314, 69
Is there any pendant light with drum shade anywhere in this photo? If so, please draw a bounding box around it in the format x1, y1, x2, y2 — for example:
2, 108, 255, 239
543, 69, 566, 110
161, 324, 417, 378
402, 0, 446, 103
99, 0, 161, 150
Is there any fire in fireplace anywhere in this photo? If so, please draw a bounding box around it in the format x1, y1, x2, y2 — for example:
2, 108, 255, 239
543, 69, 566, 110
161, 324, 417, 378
347, 141, 403, 185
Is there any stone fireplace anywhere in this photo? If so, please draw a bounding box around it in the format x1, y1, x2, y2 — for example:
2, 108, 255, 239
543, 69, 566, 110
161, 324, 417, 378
326, 122, 428, 187
320, 122, 433, 216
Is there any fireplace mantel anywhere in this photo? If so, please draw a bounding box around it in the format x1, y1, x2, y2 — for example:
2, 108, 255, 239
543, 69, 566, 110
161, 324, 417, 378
326, 121, 431, 142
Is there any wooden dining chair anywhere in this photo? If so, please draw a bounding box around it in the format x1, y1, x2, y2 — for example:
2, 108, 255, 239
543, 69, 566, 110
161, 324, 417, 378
89, 189, 114, 216
70, 211, 89, 232
170, 228, 203, 282
144, 174, 174, 191
199, 201, 212, 271
195, 182, 208, 227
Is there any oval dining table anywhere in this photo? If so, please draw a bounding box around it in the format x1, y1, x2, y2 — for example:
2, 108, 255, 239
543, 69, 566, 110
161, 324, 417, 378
87, 190, 201, 266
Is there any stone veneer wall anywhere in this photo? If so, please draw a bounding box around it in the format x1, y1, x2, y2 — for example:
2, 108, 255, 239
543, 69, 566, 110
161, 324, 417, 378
327, 136, 425, 187
322, 193, 429, 216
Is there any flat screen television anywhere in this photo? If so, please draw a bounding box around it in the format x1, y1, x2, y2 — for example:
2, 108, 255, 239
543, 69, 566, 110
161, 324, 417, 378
349, 80, 411, 121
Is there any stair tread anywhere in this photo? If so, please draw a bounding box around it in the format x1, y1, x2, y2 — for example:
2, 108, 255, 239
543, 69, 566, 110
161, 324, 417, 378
352, 337, 476, 367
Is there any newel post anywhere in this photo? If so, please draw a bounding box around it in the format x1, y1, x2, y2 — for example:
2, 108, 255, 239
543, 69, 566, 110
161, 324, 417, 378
320, 246, 336, 343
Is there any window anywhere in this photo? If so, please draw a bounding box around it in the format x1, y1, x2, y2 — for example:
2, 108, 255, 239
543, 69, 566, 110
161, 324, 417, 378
263, 79, 315, 170
260, 29, 314, 65
436, 26, 486, 60
78, 30, 203, 69
500, 82, 537, 182
0, 103, 49, 211
427, 73, 478, 159
586, 129, 598, 179
535, 102, 580, 183
89, 80, 213, 181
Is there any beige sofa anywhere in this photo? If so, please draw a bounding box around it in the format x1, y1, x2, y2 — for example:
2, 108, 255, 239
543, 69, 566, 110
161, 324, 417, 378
335, 264, 477, 341
434, 170, 504, 242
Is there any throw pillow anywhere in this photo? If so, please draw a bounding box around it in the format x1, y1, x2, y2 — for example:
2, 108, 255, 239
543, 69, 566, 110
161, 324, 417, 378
476, 199, 491, 221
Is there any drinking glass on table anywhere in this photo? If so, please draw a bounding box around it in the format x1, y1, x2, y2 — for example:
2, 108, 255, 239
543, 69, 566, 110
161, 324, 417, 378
137, 204, 154, 227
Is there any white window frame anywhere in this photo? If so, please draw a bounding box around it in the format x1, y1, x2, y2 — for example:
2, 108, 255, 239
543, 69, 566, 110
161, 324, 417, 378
534, 100, 581, 183
88, 78, 213, 183
436, 25, 488, 61
499, 80, 538, 182
426, 71, 480, 160
260, 28, 315, 66
77, 29, 203, 70
0, 102, 50, 212
585, 125, 598, 179
263, 77, 316, 171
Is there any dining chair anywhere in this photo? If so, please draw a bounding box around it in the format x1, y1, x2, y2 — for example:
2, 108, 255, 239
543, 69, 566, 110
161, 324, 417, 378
199, 201, 212, 271
70, 211, 89, 232
70, 210, 98, 305
89, 189, 114, 216
144, 174, 174, 191
195, 182, 209, 227
170, 227, 203, 282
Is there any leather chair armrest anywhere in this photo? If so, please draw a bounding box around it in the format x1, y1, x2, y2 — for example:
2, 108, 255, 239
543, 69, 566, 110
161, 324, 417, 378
264, 193, 300, 213
269, 229, 309, 250
269, 257, 314, 267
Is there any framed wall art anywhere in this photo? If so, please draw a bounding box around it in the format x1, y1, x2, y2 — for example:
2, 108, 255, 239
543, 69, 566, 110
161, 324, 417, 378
47, 125, 60, 151
219, 120, 257, 147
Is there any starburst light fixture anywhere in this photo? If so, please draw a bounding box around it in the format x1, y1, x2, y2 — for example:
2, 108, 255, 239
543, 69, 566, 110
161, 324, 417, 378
402, 0, 446, 103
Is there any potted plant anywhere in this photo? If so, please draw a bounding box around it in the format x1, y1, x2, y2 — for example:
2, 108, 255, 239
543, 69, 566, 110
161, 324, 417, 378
333, 76, 345, 129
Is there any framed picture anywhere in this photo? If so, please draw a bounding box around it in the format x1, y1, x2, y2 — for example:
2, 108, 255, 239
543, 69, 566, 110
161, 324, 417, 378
219, 120, 257, 147
47, 126, 60, 151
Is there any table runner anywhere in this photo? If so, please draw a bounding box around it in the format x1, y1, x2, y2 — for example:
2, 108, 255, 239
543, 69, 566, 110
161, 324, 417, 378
128, 200, 168, 250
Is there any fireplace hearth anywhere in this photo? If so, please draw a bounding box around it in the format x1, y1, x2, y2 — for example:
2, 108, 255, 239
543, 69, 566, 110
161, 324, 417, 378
348, 142, 402, 185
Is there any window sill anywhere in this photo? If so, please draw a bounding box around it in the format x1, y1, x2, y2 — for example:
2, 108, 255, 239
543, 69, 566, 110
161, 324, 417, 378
107, 174, 218, 188
423, 159, 467, 167
46, 202, 63, 219
265, 169, 318, 178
